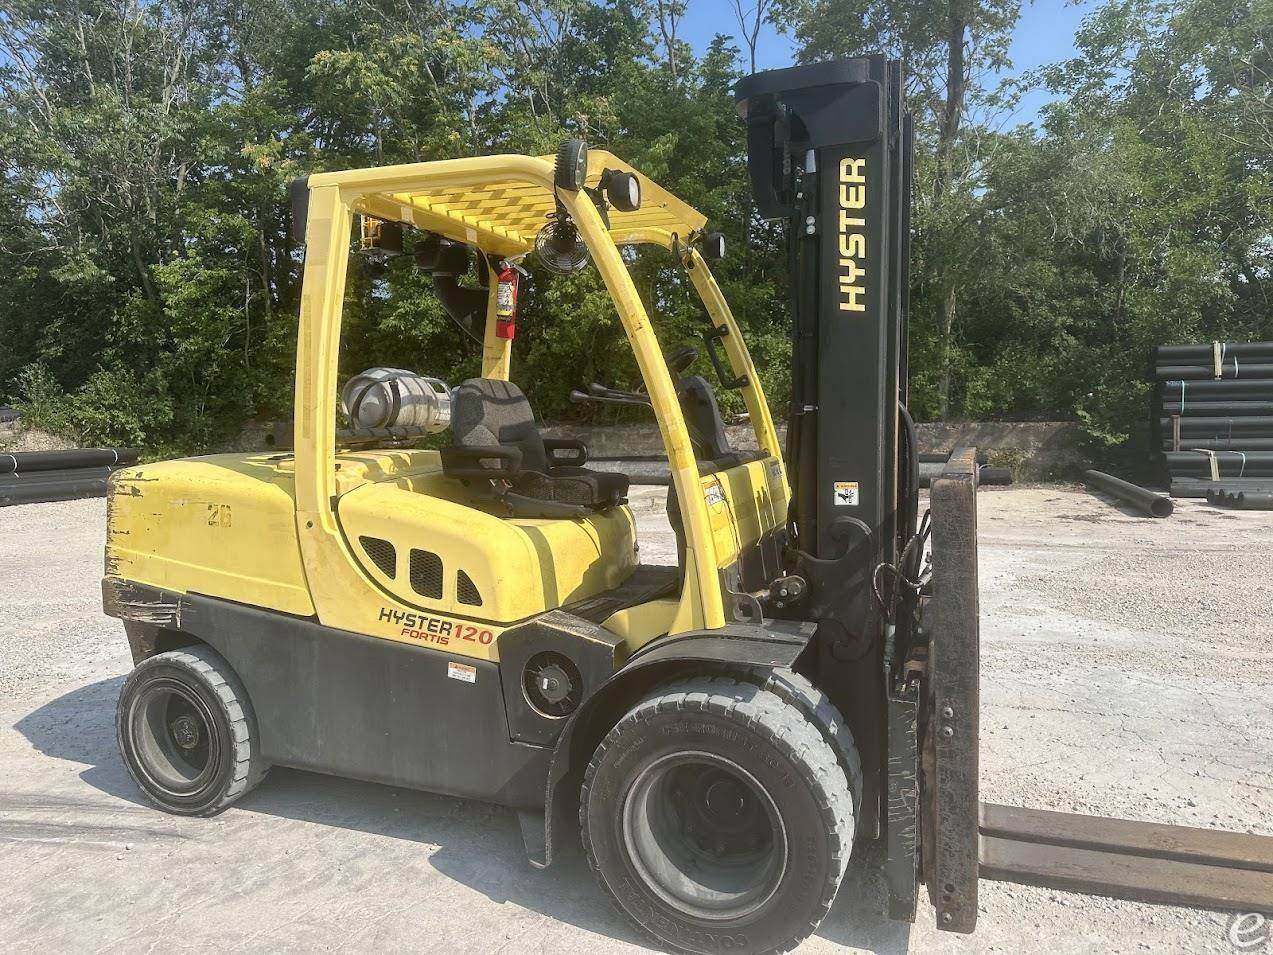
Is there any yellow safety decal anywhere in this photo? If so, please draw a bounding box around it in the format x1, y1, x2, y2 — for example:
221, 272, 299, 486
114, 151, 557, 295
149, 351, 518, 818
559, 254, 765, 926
833, 481, 860, 506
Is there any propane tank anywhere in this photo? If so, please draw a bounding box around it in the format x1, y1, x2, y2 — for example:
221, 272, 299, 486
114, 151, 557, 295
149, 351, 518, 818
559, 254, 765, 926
340, 368, 452, 433
495, 264, 519, 339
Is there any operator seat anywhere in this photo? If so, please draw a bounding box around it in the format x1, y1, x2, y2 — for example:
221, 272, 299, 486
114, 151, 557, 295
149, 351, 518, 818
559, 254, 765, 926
677, 375, 734, 463
676, 375, 767, 471
442, 379, 629, 516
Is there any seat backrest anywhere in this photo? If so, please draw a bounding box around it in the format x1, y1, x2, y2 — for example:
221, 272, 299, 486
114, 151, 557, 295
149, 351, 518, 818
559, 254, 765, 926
676, 375, 734, 462
450, 378, 548, 473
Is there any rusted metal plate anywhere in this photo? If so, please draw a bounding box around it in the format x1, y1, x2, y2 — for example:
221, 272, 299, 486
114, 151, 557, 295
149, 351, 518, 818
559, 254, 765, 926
885, 681, 920, 920
981, 803, 1273, 873
925, 446, 981, 933
980, 835, 1273, 913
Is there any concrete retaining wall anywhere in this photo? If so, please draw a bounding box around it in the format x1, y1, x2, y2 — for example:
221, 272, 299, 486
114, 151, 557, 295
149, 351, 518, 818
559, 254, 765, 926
914, 421, 1088, 478
545, 420, 1087, 479
237, 418, 1088, 480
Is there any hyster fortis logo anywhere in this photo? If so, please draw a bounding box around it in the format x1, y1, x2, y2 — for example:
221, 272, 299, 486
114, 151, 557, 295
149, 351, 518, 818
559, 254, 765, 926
837, 157, 868, 313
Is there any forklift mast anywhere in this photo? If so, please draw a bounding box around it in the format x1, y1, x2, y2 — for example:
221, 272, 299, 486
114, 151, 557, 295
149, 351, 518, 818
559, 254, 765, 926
736, 57, 993, 934
735, 58, 1273, 937
736, 54, 925, 862
736, 58, 915, 658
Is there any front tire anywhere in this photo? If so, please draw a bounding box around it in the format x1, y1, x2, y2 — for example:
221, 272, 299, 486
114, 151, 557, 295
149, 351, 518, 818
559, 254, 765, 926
117, 646, 268, 816
581, 677, 858, 955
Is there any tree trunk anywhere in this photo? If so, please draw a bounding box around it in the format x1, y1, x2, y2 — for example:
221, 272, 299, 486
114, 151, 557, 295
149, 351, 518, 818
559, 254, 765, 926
935, 8, 968, 197
937, 274, 957, 419
131, 234, 157, 303
934, 4, 967, 420
257, 200, 273, 320
655, 0, 679, 83
1112, 239, 1127, 328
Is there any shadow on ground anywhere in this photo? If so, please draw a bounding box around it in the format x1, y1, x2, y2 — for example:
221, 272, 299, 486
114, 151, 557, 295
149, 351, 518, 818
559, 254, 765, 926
1068, 489, 1170, 521
16, 677, 912, 955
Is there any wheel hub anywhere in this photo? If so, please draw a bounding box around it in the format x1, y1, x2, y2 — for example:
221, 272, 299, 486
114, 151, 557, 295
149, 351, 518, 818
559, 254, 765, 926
622, 751, 788, 920
170, 714, 201, 749
704, 777, 747, 818
127, 679, 219, 798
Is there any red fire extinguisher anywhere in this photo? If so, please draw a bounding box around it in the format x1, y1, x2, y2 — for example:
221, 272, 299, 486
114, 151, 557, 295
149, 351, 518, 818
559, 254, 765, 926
495, 264, 519, 339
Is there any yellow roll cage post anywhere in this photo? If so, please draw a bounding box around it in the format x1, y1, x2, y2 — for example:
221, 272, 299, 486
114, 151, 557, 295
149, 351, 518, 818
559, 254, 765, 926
293, 151, 784, 644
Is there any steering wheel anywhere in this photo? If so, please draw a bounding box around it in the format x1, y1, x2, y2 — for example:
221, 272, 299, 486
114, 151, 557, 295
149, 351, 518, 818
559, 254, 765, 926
667, 345, 699, 378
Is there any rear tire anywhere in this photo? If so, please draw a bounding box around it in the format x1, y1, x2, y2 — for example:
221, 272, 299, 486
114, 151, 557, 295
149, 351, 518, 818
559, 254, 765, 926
117, 646, 268, 816
581, 676, 858, 955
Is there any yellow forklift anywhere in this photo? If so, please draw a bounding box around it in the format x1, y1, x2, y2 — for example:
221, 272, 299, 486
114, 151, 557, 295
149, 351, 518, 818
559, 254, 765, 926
103, 57, 1272, 954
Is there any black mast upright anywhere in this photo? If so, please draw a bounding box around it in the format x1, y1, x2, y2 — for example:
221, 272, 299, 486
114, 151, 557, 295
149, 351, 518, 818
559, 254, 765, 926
736, 57, 913, 834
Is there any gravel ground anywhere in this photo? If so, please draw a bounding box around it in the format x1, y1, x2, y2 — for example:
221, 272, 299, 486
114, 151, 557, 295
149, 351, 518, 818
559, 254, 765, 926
1, 486, 1271, 953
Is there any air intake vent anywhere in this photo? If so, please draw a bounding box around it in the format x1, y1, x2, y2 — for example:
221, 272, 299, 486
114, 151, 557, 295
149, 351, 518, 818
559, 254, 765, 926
457, 570, 483, 607
359, 536, 397, 579
410, 549, 444, 599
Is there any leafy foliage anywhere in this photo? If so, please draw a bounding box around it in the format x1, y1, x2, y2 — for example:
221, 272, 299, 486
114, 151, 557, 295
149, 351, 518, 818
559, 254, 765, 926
0, 0, 1269, 452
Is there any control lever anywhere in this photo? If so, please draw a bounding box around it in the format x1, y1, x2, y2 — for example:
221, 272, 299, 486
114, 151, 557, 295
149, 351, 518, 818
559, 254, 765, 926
587, 382, 649, 402
570, 390, 651, 408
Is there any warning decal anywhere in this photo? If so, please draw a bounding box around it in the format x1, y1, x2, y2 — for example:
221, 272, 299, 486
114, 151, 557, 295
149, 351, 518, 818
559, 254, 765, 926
704, 479, 726, 508
496, 282, 515, 315
833, 481, 860, 506
447, 661, 477, 684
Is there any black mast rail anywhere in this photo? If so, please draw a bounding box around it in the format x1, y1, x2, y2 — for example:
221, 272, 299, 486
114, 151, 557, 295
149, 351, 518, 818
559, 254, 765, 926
736, 56, 1272, 939
737, 55, 915, 845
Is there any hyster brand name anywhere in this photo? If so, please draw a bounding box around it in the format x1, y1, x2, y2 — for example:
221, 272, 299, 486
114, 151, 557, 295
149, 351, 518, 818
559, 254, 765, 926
837, 157, 868, 312
377, 606, 494, 646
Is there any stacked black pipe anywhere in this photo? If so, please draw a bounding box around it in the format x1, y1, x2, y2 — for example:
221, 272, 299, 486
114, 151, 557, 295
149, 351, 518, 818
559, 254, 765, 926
916, 450, 1010, 489
1206, 488, 1273, 510
1153, 341, 1273, 498
0, 448, 137, 506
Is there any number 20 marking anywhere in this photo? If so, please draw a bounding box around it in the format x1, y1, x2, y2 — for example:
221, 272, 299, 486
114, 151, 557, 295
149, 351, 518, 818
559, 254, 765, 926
458, 624, 494, 645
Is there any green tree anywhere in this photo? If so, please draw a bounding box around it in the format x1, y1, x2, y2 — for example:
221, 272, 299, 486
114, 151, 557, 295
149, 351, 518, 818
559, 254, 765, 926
2, 0, 1267, 460
974, 0, 1272, 447
773, 0, 1023, 418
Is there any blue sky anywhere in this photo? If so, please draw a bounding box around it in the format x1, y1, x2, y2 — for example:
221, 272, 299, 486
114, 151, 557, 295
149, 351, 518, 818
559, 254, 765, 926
678, 0, 1104, 126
